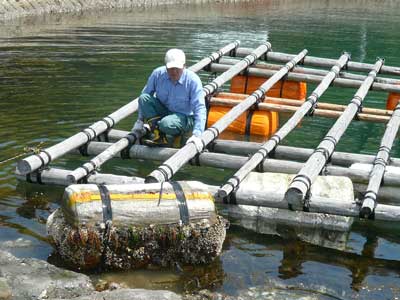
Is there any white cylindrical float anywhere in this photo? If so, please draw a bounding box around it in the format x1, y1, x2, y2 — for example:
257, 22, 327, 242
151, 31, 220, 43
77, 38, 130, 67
222, 172, 354, 250
47, 181, 227, 270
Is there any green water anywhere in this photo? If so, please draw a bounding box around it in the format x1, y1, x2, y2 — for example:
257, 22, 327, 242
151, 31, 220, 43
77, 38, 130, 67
1, 0, 400, 298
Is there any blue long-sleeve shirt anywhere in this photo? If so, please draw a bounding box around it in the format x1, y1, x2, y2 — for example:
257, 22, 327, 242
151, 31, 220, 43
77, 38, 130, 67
139, 66, 206, 136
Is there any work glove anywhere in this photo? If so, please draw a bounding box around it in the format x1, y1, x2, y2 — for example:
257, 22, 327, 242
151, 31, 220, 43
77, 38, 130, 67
131, 120, 145, 137
186, 135, 203, 153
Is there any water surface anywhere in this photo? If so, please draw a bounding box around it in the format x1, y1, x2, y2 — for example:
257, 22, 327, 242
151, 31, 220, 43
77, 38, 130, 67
1, 1, 400, 298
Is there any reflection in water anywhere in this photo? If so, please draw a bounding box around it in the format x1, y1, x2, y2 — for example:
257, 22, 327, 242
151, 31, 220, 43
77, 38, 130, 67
228, 226, 400, 298
279, 242, 305, 279
2, 0, 400, 298
89, 258, 224, 293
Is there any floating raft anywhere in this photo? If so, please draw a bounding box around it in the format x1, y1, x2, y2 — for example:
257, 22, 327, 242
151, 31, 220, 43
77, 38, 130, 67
16, 41, 400, 268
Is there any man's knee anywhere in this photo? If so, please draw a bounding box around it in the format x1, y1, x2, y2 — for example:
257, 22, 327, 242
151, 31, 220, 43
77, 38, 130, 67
159, 116, 183, 136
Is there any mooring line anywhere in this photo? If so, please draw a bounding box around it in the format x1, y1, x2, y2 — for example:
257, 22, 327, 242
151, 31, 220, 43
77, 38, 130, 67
0, 142, 45, 165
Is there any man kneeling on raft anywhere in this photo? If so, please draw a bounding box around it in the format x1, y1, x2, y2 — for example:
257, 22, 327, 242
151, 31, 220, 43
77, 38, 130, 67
131, 48, 206, 148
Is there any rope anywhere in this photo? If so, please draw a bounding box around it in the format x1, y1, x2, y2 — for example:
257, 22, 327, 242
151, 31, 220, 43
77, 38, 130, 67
0, 142, 45, 165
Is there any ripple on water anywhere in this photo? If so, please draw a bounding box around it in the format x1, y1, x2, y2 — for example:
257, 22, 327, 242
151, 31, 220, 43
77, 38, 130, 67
2, 1, 400, 298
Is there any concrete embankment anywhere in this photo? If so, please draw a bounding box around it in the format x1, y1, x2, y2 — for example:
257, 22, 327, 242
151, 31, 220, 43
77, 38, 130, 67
0, 0, 238, 20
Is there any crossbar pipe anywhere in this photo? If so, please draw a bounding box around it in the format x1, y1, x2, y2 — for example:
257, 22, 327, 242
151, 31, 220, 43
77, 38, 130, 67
209, 63, 400, 94
235, 48, 400, 76
105, 129, 400, 168
219, 57, 400, 86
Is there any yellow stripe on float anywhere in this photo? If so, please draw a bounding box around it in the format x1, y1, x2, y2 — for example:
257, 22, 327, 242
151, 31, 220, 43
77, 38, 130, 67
69, 191, 214, 205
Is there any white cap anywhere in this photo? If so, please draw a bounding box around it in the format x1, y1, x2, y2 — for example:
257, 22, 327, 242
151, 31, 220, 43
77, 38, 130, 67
165, 48, 186, 69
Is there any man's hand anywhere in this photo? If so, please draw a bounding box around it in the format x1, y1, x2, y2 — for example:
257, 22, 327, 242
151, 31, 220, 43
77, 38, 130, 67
131, 120, 144, 136
186, 135, 203, 153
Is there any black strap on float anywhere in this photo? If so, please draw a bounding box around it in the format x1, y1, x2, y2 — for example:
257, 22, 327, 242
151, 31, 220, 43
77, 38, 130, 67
206, 140, 216, 152
101, 116, 115, 130
256, 135, 280, 172
256, 148, 269, 173
33, 149, 52, 170
240, 53, 259, 94
97, 129, 110, 142
267, 134, 281, 159
77, 176, 88, 184
36, 170, 43, 185
86, 127, 97, 140
157, 181, 165, 206
171, 181, 190, 225
352, 95, 364, 121
373, 145, 391, 186
189, 153, 201, 166
360, 189, 377, 220
79, 161, 97, 182
26, 173, 33, 183
97, 184, 113, 224
376, 146, 391, 165
223, 175, 241, 195
244, 93, 264, 138
354, 103, 363, 121
279, 73, 288, 98
303, 189, 312, 212
306, 92, 319, 117
229, 47, 237, 58
99, 219, 112, 272
243, 66, 251, 94
222, 190, 237, 205
245, 110, 254, 137
205, 48, 226, 72
158, 163, 175, 182
261, 50, 268, 62
319, 135, 336, 174
26, 170, 44, 185
33, 153, 46, 168
288, 174, 312, 211
342, 54, 349, 71
78, 128, 95, 156
208, 126, 220, 144
318, 135, 337, 166
205, 93, 215, 130
41, 150, 52, 165
78, 144, 89, 156
120, 133, 137, 159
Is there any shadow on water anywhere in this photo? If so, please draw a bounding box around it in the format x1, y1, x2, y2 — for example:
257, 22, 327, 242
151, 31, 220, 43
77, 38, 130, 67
2, 0, 400, 298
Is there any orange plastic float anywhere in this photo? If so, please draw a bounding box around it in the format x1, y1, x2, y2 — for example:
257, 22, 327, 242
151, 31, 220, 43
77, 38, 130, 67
207, 93, 279, 138
386, 92, 400, 110
206, 75, 307, 139
230, 75, 307, 100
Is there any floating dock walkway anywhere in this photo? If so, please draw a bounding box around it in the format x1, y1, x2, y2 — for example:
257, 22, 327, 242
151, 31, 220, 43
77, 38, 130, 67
15, 41, 400, 269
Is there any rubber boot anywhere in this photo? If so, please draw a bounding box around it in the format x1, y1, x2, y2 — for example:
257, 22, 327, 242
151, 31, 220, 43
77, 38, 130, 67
142, 116, 169, 146
143, 131, 168, 147
172, 135, 183, 148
